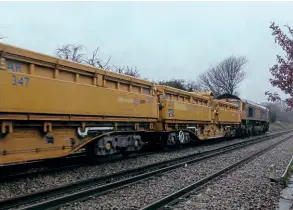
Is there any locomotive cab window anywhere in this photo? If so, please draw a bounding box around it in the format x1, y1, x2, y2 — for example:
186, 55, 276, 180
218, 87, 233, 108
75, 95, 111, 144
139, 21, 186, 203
248, 107, 254, 117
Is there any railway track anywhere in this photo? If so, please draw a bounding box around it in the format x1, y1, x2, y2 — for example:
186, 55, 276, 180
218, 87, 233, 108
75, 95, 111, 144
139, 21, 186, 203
0, 151, 87, 182
0, 130, 291, 210
0, 133, 235, 182
140, 134, 293, 210
0, 150, 155, 182
0, 131, 279, 182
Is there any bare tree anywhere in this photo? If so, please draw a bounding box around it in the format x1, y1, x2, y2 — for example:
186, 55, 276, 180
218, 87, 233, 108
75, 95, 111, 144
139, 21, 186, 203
185, 80, 204, 92
55, 44, 141, 77
113, 65, 140, 78
198, 55, 247, 96
198, 69, 224, 96
56, 44, 85, 63
55, 44, 112, 70
113, 65, 125, 74
158, 79, 203, 92
158, 79, 187, 91
124, 66, 140, 78
84, 47, 111, 69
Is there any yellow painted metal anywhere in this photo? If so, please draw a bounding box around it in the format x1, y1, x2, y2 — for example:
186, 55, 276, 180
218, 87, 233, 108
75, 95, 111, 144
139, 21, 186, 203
156, 85, 212, 123
0, 126, 128, 165
217, 98, 269, 122
161, 100, 212, 122
0, 127, 79, 164
199, 124, 225, 140
0, 43, 247, 165
0, 43, 159, 164
193, 91, 214, 97
0, 43, 158, 119
0, 70, 157, 118
214, 100, 241, 124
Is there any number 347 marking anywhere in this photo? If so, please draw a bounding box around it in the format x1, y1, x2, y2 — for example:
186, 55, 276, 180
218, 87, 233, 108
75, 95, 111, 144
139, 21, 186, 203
12, 75, 30, 87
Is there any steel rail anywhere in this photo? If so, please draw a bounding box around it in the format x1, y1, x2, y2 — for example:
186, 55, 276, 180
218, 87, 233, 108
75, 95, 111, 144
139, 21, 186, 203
0, 151, 155, 182
140, 134, 293, 210
0, 151, 87, 178
0, 130, 291, 210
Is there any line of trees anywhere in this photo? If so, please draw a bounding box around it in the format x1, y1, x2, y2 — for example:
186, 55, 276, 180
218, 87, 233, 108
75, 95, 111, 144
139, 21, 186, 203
55, 44, 248, 97
55, 44, 141, 78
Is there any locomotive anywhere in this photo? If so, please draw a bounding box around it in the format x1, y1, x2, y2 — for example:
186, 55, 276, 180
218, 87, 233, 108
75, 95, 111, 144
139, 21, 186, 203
216, 94, 270, 137
0, 43, 270, 165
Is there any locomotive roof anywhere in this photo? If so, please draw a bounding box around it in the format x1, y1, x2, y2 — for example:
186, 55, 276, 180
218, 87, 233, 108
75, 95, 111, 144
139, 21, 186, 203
216, 93, 241, 100
216, 93, 269, 111
243, 99, 269, 111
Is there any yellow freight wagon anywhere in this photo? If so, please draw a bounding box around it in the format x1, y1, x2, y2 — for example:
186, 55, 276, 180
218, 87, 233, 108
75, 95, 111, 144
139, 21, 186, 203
0, 43, 158, 165
215, 100, 241, 124
155, 85, 227, 142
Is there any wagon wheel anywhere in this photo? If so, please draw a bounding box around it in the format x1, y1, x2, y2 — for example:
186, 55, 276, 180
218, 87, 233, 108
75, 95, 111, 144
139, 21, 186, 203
178, 130, 185, 144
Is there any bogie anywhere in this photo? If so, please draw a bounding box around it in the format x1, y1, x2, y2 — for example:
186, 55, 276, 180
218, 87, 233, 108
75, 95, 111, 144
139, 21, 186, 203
93, 134, 143, 156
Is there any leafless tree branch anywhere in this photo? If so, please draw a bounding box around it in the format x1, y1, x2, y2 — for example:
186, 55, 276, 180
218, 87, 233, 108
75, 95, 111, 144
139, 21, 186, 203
55, 44, 85, 63
84, 47, 112, 69
113, 65, 125, 74
55, 43, 140, 77
198, 55, 247, 96
185, 80, 205, 92
113, 65, 140, 78
158, 79, 203, 92
55, 44, 112, 70
0, 34, 7, 41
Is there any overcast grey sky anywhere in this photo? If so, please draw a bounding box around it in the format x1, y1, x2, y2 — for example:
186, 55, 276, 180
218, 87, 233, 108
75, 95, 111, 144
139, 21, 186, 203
1, 1, 292, 103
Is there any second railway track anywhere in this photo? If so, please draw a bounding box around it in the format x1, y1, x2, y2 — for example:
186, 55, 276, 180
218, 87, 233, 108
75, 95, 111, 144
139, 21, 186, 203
0, 130, 292, 210
140, 134, 293, 210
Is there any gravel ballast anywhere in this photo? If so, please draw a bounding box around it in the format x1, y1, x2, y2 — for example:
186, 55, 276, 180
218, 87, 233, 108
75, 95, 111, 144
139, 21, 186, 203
58, 133, 293, 210
0, 133, 279, 201
171, 135, 293, 209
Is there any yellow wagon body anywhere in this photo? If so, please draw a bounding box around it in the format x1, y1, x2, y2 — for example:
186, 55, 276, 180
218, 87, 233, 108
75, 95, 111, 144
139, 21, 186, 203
0, 43, 158, 164
215, 100, 241, 124
155, 86, 226, 140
